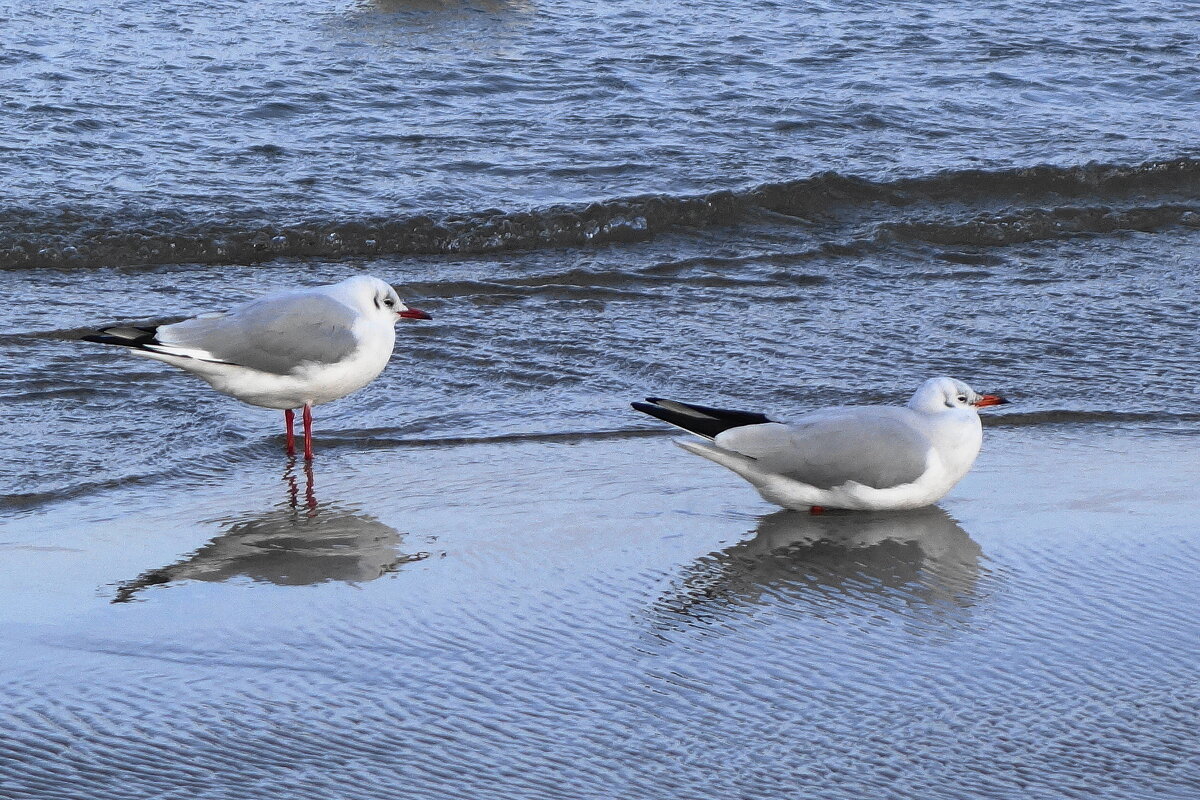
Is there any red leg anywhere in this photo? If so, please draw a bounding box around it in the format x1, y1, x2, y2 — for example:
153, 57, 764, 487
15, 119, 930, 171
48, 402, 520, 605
284, 409, 295, 455
302, 402, 314, 461
809, 505, 826, 515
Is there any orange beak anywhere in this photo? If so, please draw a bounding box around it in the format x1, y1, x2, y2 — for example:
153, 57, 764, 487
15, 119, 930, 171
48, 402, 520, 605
399, 307, 432, 320
973, 394, 1008, 408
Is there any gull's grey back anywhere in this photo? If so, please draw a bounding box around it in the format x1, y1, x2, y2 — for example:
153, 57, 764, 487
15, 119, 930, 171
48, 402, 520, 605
158, 292, 361, 375
720, 408, 931, 490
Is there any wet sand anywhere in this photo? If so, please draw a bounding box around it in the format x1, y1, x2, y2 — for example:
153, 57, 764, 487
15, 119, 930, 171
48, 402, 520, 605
2, 425, 1198, 798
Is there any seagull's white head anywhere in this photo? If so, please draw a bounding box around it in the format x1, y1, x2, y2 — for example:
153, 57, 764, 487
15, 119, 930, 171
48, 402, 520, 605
339, 276, 431, 323
908, 376, 1008, 415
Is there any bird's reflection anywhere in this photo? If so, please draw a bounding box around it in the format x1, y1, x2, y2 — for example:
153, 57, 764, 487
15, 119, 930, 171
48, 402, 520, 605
657, 506, 985, 622
113, 460, 427, 602
286, 456, 320, 516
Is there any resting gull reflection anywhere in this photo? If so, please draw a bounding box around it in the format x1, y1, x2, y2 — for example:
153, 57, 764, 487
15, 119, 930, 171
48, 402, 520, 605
657, 506, 984, 620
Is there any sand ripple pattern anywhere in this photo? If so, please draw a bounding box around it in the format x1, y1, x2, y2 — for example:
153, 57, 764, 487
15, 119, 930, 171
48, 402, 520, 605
3, 501, 1199, 799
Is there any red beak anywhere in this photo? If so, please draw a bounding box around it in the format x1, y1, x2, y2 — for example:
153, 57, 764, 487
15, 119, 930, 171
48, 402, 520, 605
399, 307, 431, 320
973, 394, 1008, 408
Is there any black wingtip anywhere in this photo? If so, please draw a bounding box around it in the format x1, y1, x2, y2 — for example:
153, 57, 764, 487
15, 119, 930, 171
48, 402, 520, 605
81, 325, 160, 349
632, 396, 773, 439
81, 333, 136, 347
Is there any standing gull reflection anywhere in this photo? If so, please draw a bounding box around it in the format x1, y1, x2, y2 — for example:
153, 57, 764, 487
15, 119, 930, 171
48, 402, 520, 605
112, 462, 428, 602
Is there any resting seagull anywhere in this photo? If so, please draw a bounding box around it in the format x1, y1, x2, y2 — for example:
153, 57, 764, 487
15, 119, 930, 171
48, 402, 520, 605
82, 275, 430, 460
632, 377, 1007, 512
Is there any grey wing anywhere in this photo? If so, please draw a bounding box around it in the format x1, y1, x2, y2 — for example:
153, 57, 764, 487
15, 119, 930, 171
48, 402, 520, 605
153, 292, 361, 375
715, 410, 932, 490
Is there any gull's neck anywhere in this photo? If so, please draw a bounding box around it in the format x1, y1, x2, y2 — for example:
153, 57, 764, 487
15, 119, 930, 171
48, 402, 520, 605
913, 406, 984, 479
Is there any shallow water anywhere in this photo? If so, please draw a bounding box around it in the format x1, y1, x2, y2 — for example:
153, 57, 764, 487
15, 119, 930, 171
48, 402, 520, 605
6, 219, 1200, 508
3, 0, 1200, 797
3, 432, 1199, 799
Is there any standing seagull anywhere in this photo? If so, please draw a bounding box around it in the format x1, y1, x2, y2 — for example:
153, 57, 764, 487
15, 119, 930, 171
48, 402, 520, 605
632, 377, 1007, 512
82, 275, 431, 460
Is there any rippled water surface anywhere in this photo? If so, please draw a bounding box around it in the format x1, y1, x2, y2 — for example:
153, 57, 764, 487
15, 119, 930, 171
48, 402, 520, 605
3, 0, 1200, 797
2, 0, 1199, 267
3, 433, 1200, 799
10, 0, 1196, 218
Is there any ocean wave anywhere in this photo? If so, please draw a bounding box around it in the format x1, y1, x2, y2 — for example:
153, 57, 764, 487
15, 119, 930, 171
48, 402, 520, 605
2, 157, 1198, 270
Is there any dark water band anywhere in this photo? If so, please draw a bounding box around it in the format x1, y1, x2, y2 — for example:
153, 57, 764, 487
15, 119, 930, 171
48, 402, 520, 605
2, 157, 1198, 270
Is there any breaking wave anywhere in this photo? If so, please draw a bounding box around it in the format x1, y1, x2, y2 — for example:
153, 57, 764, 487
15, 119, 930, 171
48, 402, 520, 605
2, 157, 1198, 270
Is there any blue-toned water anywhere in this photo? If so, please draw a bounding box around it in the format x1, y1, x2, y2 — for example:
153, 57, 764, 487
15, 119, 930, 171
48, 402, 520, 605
1, 0, 1198, 267
2, 1, 1199, 798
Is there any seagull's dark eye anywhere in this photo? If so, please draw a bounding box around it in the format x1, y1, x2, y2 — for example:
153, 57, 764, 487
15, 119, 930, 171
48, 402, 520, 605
383, 298, 395, 308
956, 395, 967, 403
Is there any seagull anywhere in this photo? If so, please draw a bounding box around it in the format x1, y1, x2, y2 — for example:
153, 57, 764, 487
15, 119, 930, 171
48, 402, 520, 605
632, 377, 1008, 512
82, 275, 430, 460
